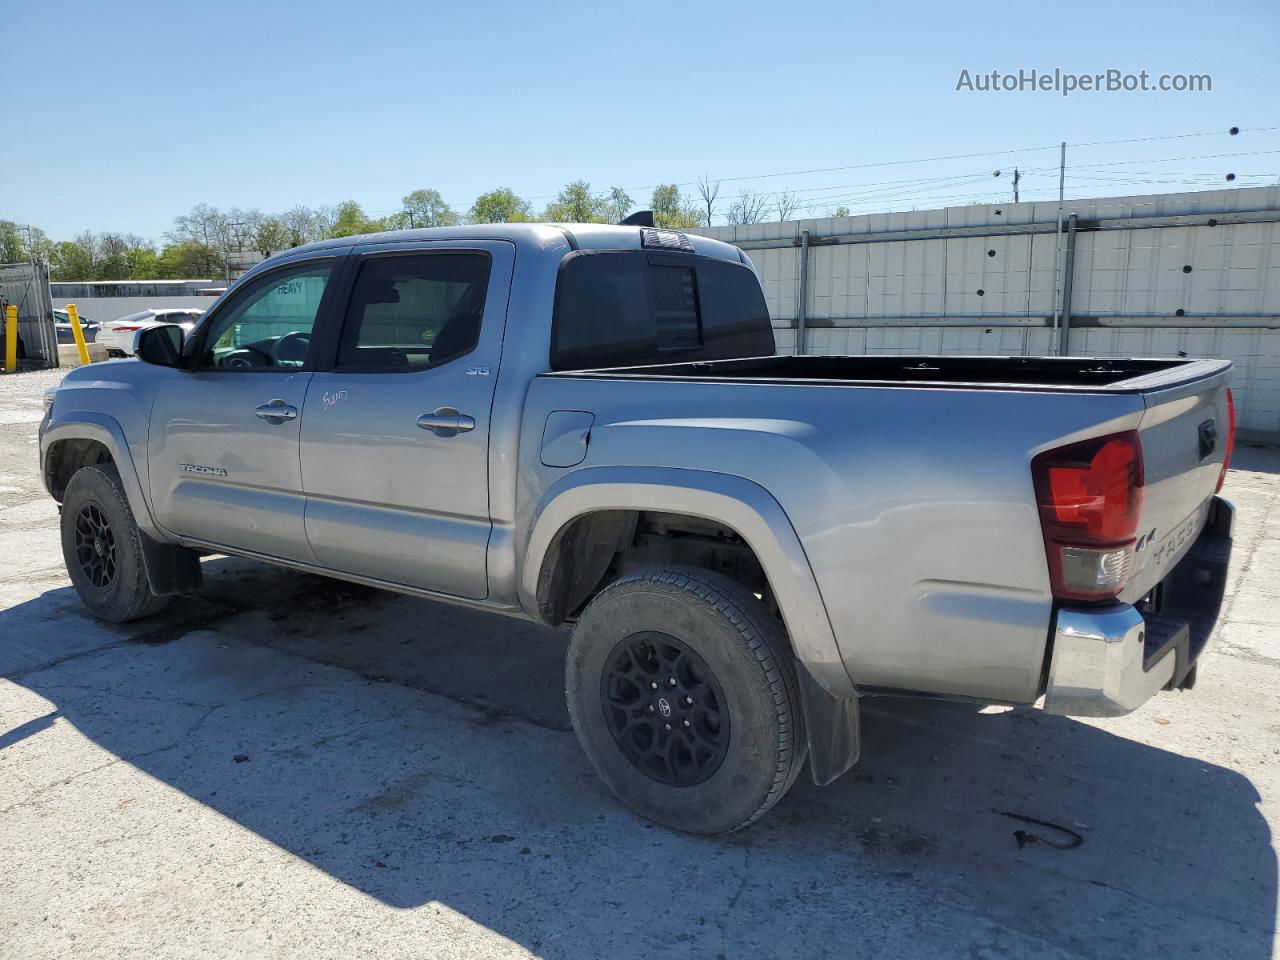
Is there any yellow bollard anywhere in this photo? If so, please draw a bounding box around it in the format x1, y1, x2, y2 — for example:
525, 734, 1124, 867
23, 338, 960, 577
3, 305, 17, 373
66, 303, 92, 366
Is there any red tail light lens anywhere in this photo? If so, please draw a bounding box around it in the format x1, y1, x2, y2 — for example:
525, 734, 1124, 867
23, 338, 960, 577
1217, 388, 1235, 492
1032, 430, 1144, 603
112, 325, 143, 332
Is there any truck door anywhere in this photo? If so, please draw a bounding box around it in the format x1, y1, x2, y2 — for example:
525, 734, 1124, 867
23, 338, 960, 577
148, 256, 344, 561
298, 240, 514, 599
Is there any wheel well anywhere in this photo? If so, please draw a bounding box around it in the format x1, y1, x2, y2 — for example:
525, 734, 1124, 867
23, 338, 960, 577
536, 510, 774, 626
45, 438, 113, 501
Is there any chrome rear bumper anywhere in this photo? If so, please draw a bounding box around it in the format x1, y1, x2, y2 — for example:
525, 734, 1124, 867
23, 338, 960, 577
1043, 496, 1234, 717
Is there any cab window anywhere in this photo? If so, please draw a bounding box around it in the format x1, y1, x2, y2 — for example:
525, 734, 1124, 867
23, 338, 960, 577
198, 263, 333, 370
550, 251, 774, 370
336, 252, 491, 372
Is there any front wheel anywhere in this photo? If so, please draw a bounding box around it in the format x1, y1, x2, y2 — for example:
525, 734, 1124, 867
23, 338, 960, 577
60, 464, 170, 623
566, 567, 806, 834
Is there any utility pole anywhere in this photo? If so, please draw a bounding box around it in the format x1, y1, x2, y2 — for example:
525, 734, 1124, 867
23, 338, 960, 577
1012, 167, 1021, 203
225, 220, 245, 282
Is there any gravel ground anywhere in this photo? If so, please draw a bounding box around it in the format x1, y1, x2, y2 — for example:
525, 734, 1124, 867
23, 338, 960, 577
1, 365, 1278, 959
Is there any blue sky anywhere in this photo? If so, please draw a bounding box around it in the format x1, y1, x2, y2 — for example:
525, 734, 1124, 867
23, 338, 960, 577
4, 0, 1278, 241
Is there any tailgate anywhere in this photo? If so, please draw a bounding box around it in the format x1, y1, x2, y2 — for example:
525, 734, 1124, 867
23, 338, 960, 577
1122, 362, 1233, 603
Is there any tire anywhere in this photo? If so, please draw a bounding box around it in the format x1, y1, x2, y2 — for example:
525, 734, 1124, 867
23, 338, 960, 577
566, 566, 806, 834
60, 464, 170, 623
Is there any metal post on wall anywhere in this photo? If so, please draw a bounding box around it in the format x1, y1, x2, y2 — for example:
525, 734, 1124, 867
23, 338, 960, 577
1050, 141, 1067, 355
797, 229, 810, 355
1059, 213, 1079, 356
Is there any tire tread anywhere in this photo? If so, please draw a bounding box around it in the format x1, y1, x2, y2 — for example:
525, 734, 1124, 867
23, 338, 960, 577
568, 565, 806, 833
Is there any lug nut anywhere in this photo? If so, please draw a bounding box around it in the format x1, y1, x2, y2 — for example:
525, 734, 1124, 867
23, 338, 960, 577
648, 705, 655, 712
664, 723, 671, 731
684, 696, 693, 705
682, 719, 691, 727
651, 682, 658, 689
669, 678, 677, 687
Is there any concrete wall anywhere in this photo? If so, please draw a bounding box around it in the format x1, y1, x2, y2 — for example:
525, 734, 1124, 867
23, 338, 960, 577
693, 186, 1280, 442
49, 280, 221, 298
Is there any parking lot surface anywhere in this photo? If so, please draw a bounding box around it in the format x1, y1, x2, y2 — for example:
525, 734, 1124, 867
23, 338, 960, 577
2, 366, 1278, 959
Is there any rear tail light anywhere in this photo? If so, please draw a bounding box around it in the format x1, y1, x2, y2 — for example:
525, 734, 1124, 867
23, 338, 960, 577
1032, 430, 1144, 603
1217, 388, 1236, 492
112, 324, 143, 332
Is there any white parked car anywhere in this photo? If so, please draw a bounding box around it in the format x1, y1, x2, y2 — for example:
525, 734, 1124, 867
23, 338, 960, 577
98, 309, 205, 357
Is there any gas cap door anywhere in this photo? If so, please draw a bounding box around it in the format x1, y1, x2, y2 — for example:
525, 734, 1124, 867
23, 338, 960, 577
540, 410, 595, 467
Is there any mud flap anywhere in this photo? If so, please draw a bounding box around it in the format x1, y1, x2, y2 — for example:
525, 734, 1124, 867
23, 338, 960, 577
139, 530, 204, 596
795, 662, 861, 786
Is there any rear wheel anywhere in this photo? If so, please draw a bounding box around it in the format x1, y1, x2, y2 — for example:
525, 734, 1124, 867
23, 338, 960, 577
566, 567, 806, 834
60, 464, 170, 623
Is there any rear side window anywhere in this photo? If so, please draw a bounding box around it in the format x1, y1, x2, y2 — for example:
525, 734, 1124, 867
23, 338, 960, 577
551, 251, 773, 370
337, 252, 491, 371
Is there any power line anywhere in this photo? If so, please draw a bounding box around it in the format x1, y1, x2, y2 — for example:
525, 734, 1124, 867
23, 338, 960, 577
179, 124, 1280, 232
439, 125, 1280, 211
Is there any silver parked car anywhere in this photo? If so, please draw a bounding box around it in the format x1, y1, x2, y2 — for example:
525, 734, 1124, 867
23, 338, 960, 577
40, 223, 1235, 834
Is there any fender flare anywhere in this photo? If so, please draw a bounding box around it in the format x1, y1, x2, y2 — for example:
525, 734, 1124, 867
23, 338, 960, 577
521, 465, 856, 700
41, 413, 161, 537
40, 415, 202, 596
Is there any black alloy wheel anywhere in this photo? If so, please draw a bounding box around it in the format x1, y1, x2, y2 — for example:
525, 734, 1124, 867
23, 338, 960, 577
600, 631, 730, 786
74, 502, 117, 589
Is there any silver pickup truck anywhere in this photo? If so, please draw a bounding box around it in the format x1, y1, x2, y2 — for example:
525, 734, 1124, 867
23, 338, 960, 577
40, 223, 1236, 834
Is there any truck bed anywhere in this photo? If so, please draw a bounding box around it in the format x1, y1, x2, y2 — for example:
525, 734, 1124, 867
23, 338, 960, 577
546, 354, 1228, 392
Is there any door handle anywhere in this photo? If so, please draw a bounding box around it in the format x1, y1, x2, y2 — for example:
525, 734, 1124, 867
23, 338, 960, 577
417, 407, 476, 437
254, 399, 298, 422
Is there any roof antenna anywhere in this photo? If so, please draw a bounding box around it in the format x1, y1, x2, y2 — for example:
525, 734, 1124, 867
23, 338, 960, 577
618, 210, 655, 227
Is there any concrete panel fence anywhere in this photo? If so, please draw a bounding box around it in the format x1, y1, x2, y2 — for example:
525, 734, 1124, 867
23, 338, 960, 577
694, 186, 1280, 444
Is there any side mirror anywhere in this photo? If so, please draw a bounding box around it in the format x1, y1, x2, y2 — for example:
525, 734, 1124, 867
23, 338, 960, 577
135, 324, 185, 367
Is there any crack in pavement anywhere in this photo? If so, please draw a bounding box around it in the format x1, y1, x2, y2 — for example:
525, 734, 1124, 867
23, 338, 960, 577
0, 677, 356, 816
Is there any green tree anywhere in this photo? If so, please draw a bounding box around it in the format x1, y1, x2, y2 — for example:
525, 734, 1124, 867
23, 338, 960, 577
126, 246, 163, 279
279, 205, 328, 246
254, 216, 294, 256
832, 206, 851, 218
167, 204, 233, 277
379, 211, 411, 231
605, 187, 633, 223
155, 240, 222, 279
0, 221, 26, 262
400, 188, 458, 228
650, 184, 702, 229
97, 233, 132, 280
0, 221, 52, 263
49, 235, 99, 281
468, 187, 533, 223
543, 180, 611, 223
329, 200, 378, 238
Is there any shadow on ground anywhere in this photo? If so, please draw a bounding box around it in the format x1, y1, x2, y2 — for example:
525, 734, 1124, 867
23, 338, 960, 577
3, 558, 1275, 958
